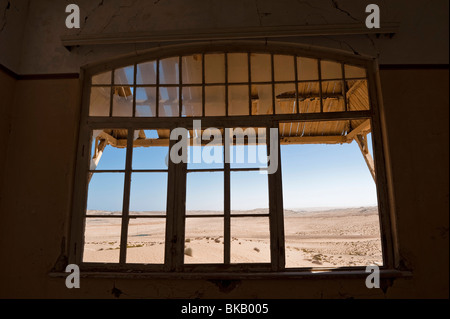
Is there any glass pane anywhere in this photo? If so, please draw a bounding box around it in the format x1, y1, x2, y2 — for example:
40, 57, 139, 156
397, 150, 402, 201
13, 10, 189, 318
231, 171, 269, 213
251, 85, 272, 115
86, 173, 124, 215
184, 218, 224, 263
114, 65, 134, 85
159, 87, 179, 117
129, 173, 168, 215
321, 60, 342, 80
275, 83, 296, 114
90, 129, 127, 170
251, 53, 271, 82
205, 86, 225, 116
89, 87, 110, 116
135, 87, 156, 117
346, 80, 370, 111
112, 86, 133, 117
159, 57, 179, 84
205, 54, 225, 83
228, 53, 248, 83
132, 133, 169, 169
186, 172, 224, 215
322, 81, 345, 112
345, 64, 367, 78
137, 61, 157, 85
274, 55, 295, 81
280, 125, 382, 268
126, 218, 166, 264
230, 217, 270, 263
182, 86, 202, 117
228, 85, 249, 116
92, 71, 111, 85
298, 82, 321, 113
83, 218, 122, 263
182, 55, 202, 84
297, 57, 318, 81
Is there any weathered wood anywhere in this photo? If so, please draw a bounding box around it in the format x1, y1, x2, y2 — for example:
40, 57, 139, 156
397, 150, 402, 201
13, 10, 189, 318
355, 133, 376, 182
345, 119, 371, 141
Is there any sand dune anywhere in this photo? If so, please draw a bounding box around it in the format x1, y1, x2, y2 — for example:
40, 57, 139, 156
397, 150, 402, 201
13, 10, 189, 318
83, 206, 383, 267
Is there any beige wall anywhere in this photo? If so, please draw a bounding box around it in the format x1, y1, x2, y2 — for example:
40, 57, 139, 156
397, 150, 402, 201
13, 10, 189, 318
0, 69, 15, 208
0, 67, 447, 298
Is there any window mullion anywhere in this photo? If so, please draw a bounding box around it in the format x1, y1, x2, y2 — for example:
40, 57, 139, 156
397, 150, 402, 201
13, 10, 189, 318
267, 123, 285, 271
119, 129, 134, 264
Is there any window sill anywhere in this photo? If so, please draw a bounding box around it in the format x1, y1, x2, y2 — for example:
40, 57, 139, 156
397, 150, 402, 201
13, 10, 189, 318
49, 268, 412, 280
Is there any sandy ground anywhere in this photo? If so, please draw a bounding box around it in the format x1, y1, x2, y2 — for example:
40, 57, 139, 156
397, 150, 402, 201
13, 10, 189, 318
83, 206, 383, 267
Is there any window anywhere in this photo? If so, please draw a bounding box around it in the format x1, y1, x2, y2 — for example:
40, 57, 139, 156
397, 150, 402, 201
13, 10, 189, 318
70, 44, 393, 274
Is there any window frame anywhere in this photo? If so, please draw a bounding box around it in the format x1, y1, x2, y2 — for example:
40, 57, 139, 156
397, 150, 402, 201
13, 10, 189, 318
69, 42, 396, 275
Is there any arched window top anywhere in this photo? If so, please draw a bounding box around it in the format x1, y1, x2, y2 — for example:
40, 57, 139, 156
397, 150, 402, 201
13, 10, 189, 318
87, 48, 371, 118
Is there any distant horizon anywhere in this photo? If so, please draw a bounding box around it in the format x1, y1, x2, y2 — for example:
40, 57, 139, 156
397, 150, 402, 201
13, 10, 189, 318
87, 135, 377, 211
87, 204, 379, 214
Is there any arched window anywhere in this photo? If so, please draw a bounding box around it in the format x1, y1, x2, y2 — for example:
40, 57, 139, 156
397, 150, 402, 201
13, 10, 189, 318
70, 43, 393, 274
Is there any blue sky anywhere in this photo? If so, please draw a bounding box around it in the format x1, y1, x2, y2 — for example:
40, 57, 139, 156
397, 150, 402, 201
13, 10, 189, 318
87, 134, 377, 212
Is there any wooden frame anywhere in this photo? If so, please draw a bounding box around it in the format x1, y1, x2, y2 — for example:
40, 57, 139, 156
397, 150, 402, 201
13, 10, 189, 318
68, 41, 397, 275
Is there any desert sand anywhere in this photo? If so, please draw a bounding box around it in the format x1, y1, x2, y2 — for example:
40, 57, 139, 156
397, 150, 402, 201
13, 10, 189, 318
83, 206, 383, 268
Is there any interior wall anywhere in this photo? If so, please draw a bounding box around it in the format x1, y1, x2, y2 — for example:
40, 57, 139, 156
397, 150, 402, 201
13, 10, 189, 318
0, 67, 447, 298
0, 68, 15, 212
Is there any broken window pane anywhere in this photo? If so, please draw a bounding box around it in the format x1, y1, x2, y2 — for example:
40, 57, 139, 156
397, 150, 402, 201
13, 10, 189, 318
280, 120, 382, 268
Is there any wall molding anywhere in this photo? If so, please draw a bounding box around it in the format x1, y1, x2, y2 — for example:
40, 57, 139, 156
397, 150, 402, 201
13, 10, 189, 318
1, 63, 448, 80
61, 23, 400, 50
0, 64, 79, 80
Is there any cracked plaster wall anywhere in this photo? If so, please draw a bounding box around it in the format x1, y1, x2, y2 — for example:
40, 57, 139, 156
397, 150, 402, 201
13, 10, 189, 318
0, 0, 448, 74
